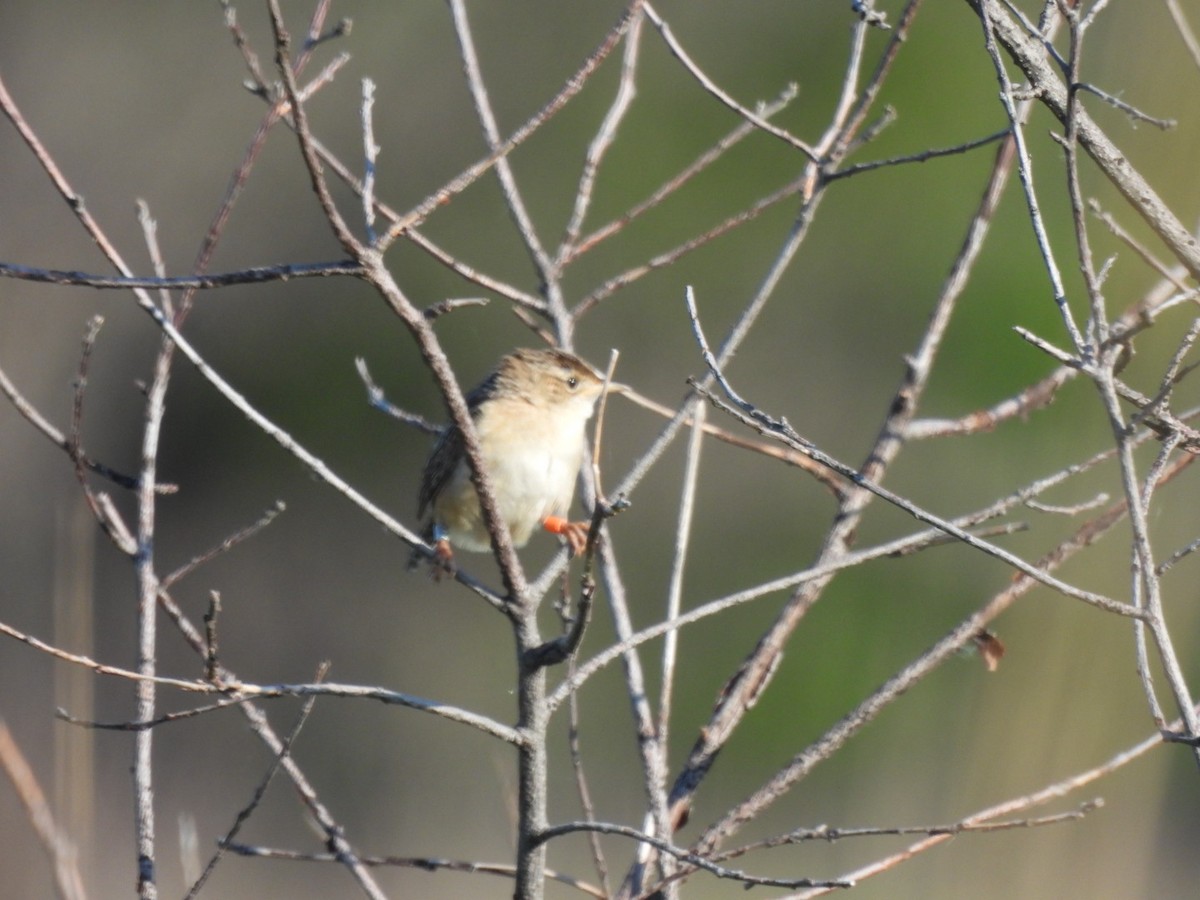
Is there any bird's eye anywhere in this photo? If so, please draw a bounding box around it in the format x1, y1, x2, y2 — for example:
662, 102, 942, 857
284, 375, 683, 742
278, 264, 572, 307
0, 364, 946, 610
566, 376, 579, 389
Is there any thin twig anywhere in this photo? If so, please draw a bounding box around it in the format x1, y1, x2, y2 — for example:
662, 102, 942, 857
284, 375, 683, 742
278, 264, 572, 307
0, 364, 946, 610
67, 317, 134, 555
642, 4, 817, 160
694, 382, 1136, 616
1014, 326, 1200, 448
136, 201, 173, 317
533, 820, 850, 892
658, 399, 703, 741
1088, 199, 1195, 294
560, 9, 645, 253
1075, 81, 1176, 129
377, 2, 643, 250
448, 0, 555, 311
648, 393, 705, 891
219, 843, 607, 897
788, 723, 1174, 897
57, 697, 249, 732
0, 360, 174, 493
220, 1, 268, 92
235, 681, 523, 746
566, 83, 799, 264
972, 0, 1200, 281
0, 259, 363, 289
160, 502, 287, 591
1157, 534, 1200, 575
825, 128, 1010, 181
185, 662, 330, 898
730, 800, 1102, 854
977, 0, 1084, 354
0, 620, 209, 692
268, 0, 362, 255
354, 357, 443, 434
566, 656, 612, 897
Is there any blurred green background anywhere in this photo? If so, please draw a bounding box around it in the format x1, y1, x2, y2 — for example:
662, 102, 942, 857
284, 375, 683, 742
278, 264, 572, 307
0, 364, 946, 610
2, 2, 1200, 897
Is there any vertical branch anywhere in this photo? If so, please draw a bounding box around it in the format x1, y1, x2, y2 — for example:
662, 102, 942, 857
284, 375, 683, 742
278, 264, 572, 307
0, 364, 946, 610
566, 660, 612, 896
446, 0, 576, 338
969, 0, 1200, 280
0, 54, 365, 900
658, 403, 703, 738
1058, 4, 1200, 757
361, 78, 379, 245
590, 16, 882, 872
660, 2, 1052, 850
648, 396, 705, 898
269, 2, 531, 603
132, 321, 167, 900
1058, 5, 1107, 347
828, 0, 923, 160
514, 620, 550, 900
184, 663, 328, 899
129, 206, 168, 900
601, 540, 672, 900
559, 9, 645, 253
976, 0, 1084, 354
267, 0, 362, 256
130, 196, 182, 898
181, 0, 338, 319
446, 0, 543, 256
153, 583, 388, 898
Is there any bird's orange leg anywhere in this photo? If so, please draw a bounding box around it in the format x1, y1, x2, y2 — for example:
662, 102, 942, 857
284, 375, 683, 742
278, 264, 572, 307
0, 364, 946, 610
542, 515, 591, 556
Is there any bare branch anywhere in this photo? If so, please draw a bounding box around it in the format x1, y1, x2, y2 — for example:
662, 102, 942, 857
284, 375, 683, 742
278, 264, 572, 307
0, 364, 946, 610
0, 259, 363, 289
969, 0, 1200, 282
377, 2, 643, 250
533, 820, 851, 892
160, 501, 287, 591
184, 662, 329, 899
642, 4, 817, 160
789, 724, 1175, 897
693, 382, 1138, 617
220, 843, 608, 897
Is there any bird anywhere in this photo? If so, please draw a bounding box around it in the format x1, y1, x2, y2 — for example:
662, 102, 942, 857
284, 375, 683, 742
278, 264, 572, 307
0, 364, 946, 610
413, 347, 607, 573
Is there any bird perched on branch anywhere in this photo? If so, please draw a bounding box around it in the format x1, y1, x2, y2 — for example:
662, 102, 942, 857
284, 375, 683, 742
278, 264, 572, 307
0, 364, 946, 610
413, 348, 606, 574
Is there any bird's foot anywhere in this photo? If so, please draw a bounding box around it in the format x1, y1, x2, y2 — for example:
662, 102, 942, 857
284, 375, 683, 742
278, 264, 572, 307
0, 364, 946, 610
542, 516, 593, 557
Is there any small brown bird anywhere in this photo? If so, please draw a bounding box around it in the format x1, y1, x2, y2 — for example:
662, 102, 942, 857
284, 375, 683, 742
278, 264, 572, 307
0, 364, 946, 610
415, 348, 606, 572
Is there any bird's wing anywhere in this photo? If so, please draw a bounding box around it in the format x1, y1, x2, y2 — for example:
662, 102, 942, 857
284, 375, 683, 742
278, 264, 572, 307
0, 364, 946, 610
417, 372, 498, 519
418, 424, 463, 519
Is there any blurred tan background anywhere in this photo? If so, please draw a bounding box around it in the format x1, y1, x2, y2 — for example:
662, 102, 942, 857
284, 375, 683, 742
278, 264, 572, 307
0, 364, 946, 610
2, 2, 1200, 897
